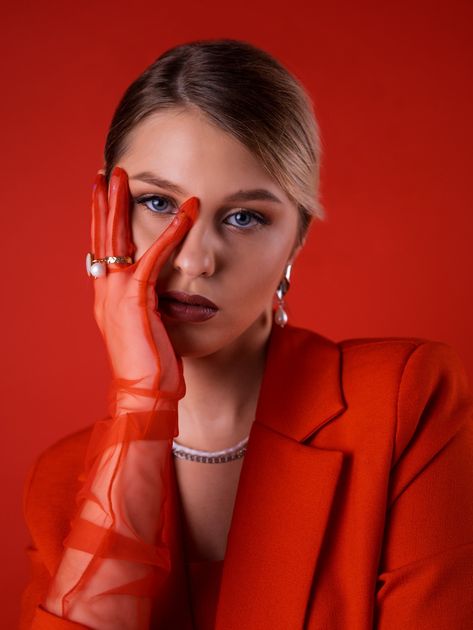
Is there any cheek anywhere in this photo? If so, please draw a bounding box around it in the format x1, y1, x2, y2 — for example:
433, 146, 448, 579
226, 245, 286, 308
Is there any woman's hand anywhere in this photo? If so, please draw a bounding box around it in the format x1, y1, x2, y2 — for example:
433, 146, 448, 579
42, 168, 199, 627
90, 166, 199, 410
83, 165, 199, 533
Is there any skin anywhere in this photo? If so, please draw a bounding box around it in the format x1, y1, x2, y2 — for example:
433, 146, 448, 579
116, 106, 306, 450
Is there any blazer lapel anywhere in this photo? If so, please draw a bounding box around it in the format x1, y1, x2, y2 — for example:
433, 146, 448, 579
215, 323, 347, 629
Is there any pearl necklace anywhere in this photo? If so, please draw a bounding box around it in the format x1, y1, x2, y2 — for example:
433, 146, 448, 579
172, 435, 249, 463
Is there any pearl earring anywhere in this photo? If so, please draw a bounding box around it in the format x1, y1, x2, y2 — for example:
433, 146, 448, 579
274, 262, 292, 328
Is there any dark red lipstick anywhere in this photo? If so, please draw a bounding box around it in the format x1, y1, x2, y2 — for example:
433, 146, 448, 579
158, 290, 219, 322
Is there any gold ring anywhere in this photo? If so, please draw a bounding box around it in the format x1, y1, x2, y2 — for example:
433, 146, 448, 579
86, 252, 133, 278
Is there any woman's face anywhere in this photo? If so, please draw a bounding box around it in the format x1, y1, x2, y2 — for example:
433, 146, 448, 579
116, 107, 303, 358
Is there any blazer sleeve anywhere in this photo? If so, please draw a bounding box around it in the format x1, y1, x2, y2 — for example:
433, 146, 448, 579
374, 340, 473, 628
19, 458, 91, 629
20, 542, 90, 629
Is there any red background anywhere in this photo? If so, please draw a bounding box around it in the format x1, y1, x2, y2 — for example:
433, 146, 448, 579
2, 0, 472, 625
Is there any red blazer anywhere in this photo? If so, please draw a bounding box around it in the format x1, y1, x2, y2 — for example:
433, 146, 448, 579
20, 323, 473, 629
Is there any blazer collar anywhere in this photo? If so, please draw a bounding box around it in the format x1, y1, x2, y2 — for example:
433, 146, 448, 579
215, 321, 348, 629
253, 321, 346, 441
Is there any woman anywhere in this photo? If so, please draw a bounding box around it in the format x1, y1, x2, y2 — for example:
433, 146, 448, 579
20, 39, 473, 629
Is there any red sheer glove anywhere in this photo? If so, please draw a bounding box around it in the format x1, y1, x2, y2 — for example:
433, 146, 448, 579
42, 166, 199, 629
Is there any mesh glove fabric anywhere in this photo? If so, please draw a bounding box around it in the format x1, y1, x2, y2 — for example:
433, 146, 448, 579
42, 166, 199, 629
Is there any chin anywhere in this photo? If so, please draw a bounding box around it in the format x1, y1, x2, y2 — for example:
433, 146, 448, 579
171, 314, 271, 360
163, 322, 225, 358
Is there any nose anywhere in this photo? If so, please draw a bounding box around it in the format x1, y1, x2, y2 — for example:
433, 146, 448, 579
171, 214, 216, 278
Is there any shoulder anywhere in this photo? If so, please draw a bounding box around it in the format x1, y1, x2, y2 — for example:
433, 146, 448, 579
339, 331, 453, 367
337, 332, 471, 402
290, 323, 469, 387
23, 424, 94, 510
339, 333, 467, 389
23, 424, 95, 556
341, 334, 471, 426
287, 324, 472, 456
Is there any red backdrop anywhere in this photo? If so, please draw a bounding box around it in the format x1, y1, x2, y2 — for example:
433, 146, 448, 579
2, 0, 472, 625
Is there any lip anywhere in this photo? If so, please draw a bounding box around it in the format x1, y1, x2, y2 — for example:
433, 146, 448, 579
157, 290, 219, 323
159, 290, 219, 310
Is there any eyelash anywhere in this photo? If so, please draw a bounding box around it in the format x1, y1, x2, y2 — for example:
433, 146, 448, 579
133, 194, 269, 231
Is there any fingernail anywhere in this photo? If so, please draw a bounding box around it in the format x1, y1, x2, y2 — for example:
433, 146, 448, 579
181, 197, 199, 220
111, 165, 122, 177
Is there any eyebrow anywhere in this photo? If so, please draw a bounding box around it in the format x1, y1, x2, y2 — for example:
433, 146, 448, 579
130, 171, 283, 204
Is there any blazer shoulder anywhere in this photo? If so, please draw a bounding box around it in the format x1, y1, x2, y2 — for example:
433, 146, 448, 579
290, 324, 456, 373
339, 334, 430, 352
288, 323, 436, 358
286, 325, 469, 393
23, 424, 95, 553
338, 334, 470, 400
24, 424, 94, 504
338, 334, 472, 463
338, 334, 469, 378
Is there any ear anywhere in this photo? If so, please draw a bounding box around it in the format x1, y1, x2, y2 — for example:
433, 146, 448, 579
288, 237, 306, 266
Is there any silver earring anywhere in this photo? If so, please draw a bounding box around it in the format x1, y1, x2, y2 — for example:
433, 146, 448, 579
274, 263, 292, 328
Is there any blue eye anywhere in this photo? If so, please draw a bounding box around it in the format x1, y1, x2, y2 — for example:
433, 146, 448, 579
135, 194, 177, 215
134, 194, 268, 231
224, 210, 267, 230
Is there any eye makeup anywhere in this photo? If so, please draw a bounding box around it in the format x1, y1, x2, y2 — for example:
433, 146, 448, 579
133, 193, 271, 232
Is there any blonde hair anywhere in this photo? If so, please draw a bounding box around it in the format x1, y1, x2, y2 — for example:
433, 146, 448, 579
104, 38, 324, 246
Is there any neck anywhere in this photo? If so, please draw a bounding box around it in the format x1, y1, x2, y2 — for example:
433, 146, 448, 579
176, 311, 274, 449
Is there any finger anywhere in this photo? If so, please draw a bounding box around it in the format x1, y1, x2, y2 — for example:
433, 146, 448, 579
91, 172, 108, 258
106, 166, 134, 259
134, 196, 199, 285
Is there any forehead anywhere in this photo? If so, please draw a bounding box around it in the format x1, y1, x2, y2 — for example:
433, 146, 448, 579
119, 108, 291, 203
